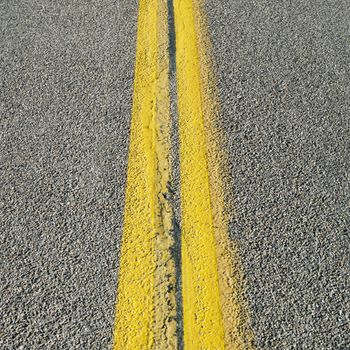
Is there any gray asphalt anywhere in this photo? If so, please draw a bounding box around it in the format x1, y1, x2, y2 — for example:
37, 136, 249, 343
1, 1, 136, 348
1, 0, 350, 349
205, 0, 350, 348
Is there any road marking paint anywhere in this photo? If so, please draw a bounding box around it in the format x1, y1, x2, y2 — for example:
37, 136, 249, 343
174, 0, 254, 348
114, 0, 254, 347
194, 2, 255, 349
113, 0, 177, 348
174, 0, 225, 347
154, 0, 178, 347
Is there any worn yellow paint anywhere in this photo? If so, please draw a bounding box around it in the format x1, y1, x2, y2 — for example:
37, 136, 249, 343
174, 0, 254, 349
193, 2, 255, 349
114, 0, 254, 348
113, 0, 177, 348
153, 0, 178, 347
174, 0, 226, 348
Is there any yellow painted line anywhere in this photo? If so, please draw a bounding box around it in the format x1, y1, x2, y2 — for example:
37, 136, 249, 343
114, 0, 254, 348
113, 0, 177, 348
174, 0, 254, 349
174, 0, 225, 347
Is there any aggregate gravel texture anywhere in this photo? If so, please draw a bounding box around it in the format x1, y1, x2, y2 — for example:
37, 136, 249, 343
2, 0, 350, 349
0, 1, 137, 348
204, 0, 350, 348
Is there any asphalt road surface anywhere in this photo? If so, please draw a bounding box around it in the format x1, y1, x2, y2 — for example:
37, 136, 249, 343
1, 0, 349, 349
1, 1, 137, 348
206, 0, 350, 348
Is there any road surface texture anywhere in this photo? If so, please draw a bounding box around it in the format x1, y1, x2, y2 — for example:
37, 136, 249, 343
1, 0, 350, 349
1, 0, 137, 348
205, 0, 350, 348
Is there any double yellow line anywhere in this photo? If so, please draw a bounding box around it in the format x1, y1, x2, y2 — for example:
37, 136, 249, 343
113, 0, 253, 348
